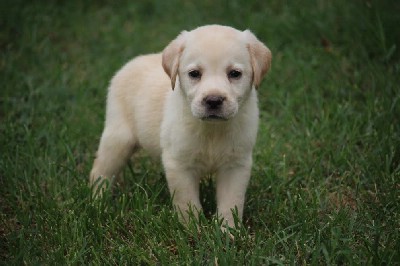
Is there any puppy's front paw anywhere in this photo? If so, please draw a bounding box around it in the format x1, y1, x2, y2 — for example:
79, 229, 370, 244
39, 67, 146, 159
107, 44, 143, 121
89, 176, 112, 199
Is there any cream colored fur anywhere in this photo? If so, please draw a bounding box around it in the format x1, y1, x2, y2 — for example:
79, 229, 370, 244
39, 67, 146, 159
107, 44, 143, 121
90, 25, 271, 227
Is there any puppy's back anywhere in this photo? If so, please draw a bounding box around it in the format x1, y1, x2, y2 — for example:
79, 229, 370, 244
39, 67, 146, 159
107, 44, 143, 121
106, 53, 170, 157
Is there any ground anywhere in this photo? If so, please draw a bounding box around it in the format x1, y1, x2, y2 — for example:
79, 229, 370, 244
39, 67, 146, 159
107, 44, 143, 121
1, 0, 399, 264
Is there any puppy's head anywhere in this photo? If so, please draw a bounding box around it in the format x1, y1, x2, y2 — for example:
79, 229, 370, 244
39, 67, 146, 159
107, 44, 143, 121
162, 25, 271, 121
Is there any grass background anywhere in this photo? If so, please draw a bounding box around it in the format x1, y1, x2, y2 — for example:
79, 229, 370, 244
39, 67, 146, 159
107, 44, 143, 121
1, 0, 399, 264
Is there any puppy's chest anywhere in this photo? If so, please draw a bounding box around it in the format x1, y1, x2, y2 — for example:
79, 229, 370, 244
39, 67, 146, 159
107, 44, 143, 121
185, 133, 244, 172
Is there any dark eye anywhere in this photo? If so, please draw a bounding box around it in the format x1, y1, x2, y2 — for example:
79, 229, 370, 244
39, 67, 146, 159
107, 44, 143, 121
228, 70, 242, 79
188, 70, 201, 79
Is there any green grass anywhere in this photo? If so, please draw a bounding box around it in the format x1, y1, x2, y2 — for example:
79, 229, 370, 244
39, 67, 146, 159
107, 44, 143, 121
1, 0, 399, 264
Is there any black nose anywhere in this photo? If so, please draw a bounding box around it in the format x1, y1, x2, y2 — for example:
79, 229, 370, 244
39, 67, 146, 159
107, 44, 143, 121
203, 95, 226, 109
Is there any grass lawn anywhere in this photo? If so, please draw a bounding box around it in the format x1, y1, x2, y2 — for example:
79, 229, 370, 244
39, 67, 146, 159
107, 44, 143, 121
1, 0, 399, 264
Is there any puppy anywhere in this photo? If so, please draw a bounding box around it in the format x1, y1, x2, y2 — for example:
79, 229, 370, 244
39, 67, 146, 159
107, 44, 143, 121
90, 25, 272, 227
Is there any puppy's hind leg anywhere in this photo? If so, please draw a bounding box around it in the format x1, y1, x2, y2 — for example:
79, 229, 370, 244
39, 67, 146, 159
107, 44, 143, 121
90, 122, 136, 197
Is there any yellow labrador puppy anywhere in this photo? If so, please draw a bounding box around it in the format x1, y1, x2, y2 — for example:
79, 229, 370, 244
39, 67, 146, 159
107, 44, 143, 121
90, 25, 271, 227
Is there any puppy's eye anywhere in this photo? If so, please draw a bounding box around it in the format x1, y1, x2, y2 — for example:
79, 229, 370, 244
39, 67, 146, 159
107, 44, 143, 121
188, 70, 201, 79
228, 70, 242, 79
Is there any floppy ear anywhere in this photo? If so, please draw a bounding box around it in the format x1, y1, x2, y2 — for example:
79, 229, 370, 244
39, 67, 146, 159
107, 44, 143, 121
162, 31, 187, 90
243, 30, 272, 89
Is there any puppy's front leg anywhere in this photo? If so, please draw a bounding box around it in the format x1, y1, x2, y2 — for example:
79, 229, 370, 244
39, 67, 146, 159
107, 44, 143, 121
216, 161, 252, 228
163, 159, 202, 223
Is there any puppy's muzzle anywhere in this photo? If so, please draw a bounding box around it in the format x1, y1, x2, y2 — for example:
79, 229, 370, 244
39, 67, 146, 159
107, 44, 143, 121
203, 95, 226, 110
201, 95, 227, 120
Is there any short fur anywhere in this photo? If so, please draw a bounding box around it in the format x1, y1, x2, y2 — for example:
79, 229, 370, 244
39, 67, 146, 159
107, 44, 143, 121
90, 25, 271, 227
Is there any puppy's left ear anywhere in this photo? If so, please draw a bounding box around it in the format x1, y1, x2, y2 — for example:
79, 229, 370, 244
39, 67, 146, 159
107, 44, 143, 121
162, 31, 187, 90
243, 30, 272, 89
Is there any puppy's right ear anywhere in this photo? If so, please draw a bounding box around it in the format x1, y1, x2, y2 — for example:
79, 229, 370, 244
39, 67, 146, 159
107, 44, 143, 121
243, 30, 272, 89
162, 31, 187, 90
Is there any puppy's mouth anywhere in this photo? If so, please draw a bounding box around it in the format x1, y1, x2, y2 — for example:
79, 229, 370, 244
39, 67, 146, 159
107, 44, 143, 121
201, 114, 228, 121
